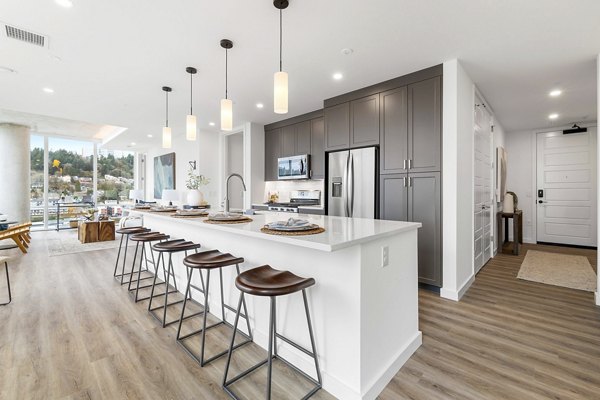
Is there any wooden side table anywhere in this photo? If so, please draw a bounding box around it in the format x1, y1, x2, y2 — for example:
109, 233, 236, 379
99, 220, 116, 242
79, 221, 99, 243
496, 210, 523, 255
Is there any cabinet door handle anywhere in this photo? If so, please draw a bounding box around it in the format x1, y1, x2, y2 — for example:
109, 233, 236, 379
409, 177, 413, 187
403, 177, 407, 187
403, 159, 407, 170
408, 159, 412, 169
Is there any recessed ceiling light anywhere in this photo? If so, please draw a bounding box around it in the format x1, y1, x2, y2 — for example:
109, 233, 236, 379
549, 89, 562, 97
43, 87, 54, 93
341, 48, 354, 55
55, 0, 73, 8
256, 103, 264, 109
209, 122, 215, 126
147, 134, 153, 138
333, 72, 343, 80
0, 66, 16, 74
130, 142, 136, 146
548, 113, 559, 120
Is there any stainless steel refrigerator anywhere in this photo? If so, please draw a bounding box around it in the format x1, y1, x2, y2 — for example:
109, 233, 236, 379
327, 147, 377, 218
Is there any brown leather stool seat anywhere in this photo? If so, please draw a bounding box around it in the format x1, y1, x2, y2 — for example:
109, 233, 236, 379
127, 232, 170, 302
223, 265, 322, 400
116, 226, 150, 235
113, 227, 150, 284
183, 249, 244, 269
176, 249, 252, 367
147, 239, 202, 327
235, 265, 315, 297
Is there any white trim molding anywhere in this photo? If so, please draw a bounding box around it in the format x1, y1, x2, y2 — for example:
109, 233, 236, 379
441, 274, 475, 301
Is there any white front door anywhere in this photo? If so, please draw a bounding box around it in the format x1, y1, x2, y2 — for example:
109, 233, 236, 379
474, 100, 493, 273
536, 128, 597, 246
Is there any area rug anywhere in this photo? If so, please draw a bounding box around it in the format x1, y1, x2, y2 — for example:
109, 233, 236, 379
47, 231, 129, 257
517, 250, 597, 292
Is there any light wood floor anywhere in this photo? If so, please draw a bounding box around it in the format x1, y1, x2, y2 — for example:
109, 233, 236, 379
0, 234, 599, 399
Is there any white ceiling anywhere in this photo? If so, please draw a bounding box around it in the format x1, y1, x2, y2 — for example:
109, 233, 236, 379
0, 0, 598, 150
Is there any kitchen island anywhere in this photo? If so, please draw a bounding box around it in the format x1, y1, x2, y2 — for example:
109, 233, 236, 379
128, 210, 421, 400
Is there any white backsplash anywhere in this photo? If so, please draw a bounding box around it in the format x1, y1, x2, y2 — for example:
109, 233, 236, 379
263, 180, 324, 203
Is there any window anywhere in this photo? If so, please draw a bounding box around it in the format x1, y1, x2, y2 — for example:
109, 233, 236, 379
30, 135, 45, 229
97, 149, 135, 217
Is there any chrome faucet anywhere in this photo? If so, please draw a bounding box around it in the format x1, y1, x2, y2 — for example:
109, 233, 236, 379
225, 173, 246, 213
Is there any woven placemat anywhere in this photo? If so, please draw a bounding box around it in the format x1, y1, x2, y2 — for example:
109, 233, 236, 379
171, 213, 208, 219
203, 217, 253, 225
260, 226, 325, 236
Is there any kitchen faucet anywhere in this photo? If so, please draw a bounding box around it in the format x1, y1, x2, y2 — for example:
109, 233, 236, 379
224, 173, 246, 213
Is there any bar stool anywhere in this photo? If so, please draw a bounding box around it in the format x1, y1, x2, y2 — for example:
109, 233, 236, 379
177, 250, 253, 367
113, 226, 150, 284
0, 255, 11, 306
148, 239, 202, 327
223, 265, 322, 400
128, 231, 170, 302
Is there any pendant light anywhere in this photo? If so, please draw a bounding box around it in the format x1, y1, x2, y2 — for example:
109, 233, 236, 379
273, 0, 289, 114
220, 39, 233, 131
162, 86, 172, 149
185, 67, 197, 141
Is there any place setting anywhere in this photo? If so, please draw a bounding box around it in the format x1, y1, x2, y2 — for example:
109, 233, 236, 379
203, 212, 253, 225
171, 209, 209, 219
261, 217, 325, 236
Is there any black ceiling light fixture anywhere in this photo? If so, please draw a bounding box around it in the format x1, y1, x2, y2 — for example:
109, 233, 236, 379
273, 0, 289, 114
186, 67, 197, 141
220, 39, 234, 131
563, 123, 587, 134
162, 86, 172, 149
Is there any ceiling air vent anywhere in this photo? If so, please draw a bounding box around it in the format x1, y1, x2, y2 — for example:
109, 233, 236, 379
4, 24, 47, 47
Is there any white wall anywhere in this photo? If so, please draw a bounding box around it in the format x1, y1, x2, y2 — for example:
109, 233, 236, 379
596, 53, 599, 307
492, 121, 506, 253
144, 129, 220, 207
441, 59, 475, 301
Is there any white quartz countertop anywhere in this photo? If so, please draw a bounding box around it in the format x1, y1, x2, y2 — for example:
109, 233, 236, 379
130, 210, 420, 252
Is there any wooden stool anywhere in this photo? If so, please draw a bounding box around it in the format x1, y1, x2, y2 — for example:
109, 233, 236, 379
148, 239, 201, 327
223, 265, 322, 400
176, 250, 253, 367
128, 232, 170, 302
113, 227, 150, 284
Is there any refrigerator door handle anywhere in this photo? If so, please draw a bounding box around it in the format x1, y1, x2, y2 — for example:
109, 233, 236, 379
343, 153, 350, 217
349, 153, 355, 217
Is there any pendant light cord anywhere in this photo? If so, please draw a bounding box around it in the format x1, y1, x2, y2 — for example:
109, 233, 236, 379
225, 48, 229, 100
279, 9, 283, 72
190, 72, 193, 115
165, 90, 169, 127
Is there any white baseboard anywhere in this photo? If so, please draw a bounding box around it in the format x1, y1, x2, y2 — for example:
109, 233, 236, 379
362, 331, 423, 400
595, 291, 600, 306
440, 274, 475, 301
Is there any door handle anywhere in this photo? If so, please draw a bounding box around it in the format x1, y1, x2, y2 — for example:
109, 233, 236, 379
343, 155, 350, 217
408, 159, 412, 169
349, 153, 355, 217
403, 177, 407, 187
538, 200, 547, 204
403, 159, 407, 170
408, 177, 413, 187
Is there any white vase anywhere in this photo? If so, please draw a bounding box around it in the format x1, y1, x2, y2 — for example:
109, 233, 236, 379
186, 190, 204, 206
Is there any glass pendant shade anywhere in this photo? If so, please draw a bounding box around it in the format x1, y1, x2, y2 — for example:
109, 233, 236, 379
186, 114, 197, 141
162, 126, 172, 149
274, 71, 288, 114
221, 98, 233, 131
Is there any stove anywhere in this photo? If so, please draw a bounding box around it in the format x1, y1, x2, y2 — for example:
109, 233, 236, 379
267, 190, 321, 213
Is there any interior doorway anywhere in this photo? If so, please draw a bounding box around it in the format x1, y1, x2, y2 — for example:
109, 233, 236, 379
536, 128, 597, 247
474, 98, 494, 273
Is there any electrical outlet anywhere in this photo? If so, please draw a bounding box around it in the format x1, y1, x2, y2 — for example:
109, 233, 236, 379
381, 246, 389, 268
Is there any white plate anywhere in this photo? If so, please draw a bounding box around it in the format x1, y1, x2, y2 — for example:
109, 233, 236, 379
266, 223, 319, 232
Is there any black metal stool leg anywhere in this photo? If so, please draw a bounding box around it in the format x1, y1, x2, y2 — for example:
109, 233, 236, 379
199, 269, 211, 366
161, 253, 173, 327
303, 289, 323, 389
1, 261, 11, 306
176, 268, 194, 339
119, 235, 131, 284
113, 234, 124, 277
266, 296, 275, 400
223, 293, 244, 389
147, 251, 164, 312
236, 264, 253, 340
127, 242, 141, 291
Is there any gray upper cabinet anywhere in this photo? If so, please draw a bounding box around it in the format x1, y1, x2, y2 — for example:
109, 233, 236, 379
380, 174, 408, 222
380, 87, 408, 174
350, 94, 380, 147
280, 125, 296, 157
264, 128, 281, 181
408, 76, 441, 173
310, 117, 325, 179
324, 102, 350, 151
295, 121, 311, 155
409, 172, 441, 286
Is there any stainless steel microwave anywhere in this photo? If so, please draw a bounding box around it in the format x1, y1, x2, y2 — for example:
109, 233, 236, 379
277, 154, 310, 180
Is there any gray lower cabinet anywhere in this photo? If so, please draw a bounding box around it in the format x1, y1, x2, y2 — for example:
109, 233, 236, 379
324, 102, 350, 151
380, 172, 441, 287
310, 117, 325, 179
265, 128, 280, 181
408, 76, 441, 172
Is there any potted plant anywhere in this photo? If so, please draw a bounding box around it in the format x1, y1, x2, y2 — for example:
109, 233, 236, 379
186, 166, 210, 206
